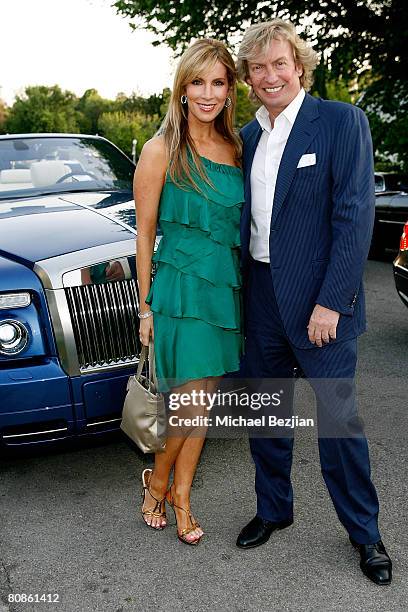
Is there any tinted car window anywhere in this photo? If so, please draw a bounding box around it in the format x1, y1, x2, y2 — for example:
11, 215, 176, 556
375, 172, 408, 193
375, 174, 385, 192
386, 174, 408, 191
0, 137, 134, 198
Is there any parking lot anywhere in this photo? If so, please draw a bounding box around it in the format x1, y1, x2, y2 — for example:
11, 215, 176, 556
1, 257, 407, 612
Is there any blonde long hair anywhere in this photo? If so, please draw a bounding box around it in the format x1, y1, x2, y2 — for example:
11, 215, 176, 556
237, 19, 319, 97
160, 39, 241, 191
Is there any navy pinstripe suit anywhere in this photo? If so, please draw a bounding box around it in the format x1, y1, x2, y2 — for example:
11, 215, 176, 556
241, 93, 381, 544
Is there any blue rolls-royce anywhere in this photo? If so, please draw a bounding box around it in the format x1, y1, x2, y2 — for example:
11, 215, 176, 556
0, 133, 146, 448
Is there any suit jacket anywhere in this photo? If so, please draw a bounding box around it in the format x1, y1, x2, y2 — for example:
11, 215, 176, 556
240, 93, 375, 349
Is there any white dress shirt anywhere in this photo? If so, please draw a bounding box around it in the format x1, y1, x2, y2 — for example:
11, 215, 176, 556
250, 88, 305, 262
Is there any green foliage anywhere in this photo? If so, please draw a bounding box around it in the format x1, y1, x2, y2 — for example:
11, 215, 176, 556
5, 86, 80, 133
2, 85, 165, 158
97, 110, 160, 156
77, 89, 113, 133
0, 99, 8, 134
159, 88, 171, 118
324, 80, 352, 104
311, 59, 352, 103
359, 78, 408, 172
113, 0, 406, 82
118, 91, 165, 117
112, 0, 407, 170
235, 82, 259, 129
2, 84, 167, 158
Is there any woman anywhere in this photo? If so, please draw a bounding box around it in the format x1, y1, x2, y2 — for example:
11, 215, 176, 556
134, 38, 243, 545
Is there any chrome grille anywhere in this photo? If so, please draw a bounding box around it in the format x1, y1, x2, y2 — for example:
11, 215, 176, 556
65, 279, 140, 372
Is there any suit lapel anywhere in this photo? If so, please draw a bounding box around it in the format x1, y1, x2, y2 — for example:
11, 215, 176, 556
271, 94, 320, 226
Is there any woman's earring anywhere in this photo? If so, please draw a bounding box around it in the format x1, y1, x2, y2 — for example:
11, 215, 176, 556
181, 95, 188, 104
224, 97, 232, 108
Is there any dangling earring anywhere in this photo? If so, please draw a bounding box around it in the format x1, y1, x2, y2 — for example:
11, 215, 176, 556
224, 97, 232, 108
181, 95, 188, 104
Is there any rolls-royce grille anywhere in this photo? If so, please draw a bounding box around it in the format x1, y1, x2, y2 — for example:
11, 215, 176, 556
65, 279, 141, 371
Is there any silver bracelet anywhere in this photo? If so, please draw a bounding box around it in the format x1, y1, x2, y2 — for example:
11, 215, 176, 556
138, 310, 153, 319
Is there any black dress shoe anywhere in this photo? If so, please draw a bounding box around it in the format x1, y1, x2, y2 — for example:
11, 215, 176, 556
350, 537, 392, 585
236, 515, 293, 549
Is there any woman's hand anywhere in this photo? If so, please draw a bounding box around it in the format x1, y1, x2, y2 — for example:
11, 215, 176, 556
139, 315, 154, 346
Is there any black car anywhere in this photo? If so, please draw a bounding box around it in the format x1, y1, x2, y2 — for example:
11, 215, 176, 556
371, 191, 408, 258
375, 172, 408, 194
393, 221, 408, 309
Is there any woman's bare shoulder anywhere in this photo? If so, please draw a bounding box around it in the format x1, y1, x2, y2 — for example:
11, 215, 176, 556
135, 136, 168, 184
140, 135, 167, 164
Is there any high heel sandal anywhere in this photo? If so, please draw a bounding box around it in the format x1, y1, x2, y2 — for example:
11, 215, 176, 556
141, 468, 167, 530
165, 484, 203, 546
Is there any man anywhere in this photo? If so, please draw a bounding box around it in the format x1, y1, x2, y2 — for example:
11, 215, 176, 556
236, 19, 392, 585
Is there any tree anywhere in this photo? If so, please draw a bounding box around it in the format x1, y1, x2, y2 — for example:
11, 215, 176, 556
358, 79, 408, 172
0, 99, 8, 134
113, 0, 407, 169
77, 89, 113, 133
158, 88, 171, 118
5, 86, 80, 133
235, 82, 258, 129
311, 58, 352, 103
118, 91, 165, 117
112, 1, 406, 83
97, 111, 160, 157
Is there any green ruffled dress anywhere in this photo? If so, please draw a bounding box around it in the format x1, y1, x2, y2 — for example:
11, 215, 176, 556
146, 156, 244, 391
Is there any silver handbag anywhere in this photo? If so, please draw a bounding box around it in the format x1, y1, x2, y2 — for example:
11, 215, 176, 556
120, 341, 166, 453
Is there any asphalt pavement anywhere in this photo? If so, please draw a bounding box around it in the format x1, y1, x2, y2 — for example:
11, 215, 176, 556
1, 257, 407, 612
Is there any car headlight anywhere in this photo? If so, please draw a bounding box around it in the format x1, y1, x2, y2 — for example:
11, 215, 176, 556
0, 320, 29, 355
0, 292, 31, 310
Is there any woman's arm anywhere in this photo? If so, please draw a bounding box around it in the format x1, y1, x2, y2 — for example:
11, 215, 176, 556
133, 137, 167, 345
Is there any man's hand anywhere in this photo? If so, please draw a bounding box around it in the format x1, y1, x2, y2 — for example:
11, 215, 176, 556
307, 304, 340, 347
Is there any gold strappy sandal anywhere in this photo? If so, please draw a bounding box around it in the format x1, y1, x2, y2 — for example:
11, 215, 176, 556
141, 468, 167, 530
165, 484, 203, 546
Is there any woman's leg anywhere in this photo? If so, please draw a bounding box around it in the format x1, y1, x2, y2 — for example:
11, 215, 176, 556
171, 376, 221, 540
142, 376, 220, 532
142, 435, 186, 529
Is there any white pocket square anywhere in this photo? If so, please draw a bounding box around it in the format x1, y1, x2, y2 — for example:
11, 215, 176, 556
297, 153, 316, 168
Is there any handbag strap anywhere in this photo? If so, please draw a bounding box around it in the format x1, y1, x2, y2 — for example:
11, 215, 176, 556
147, 340, 159, 390
136, 344, 148, 378
135, 341, 159, 391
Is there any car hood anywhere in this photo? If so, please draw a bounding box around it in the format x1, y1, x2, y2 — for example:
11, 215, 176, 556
0, 190, 136, 265
376, 192, 408, 209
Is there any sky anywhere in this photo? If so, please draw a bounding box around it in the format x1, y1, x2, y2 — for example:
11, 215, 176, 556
0, 0, 175, 105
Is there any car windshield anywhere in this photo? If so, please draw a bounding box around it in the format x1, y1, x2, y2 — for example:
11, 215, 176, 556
0, 136, 135, 199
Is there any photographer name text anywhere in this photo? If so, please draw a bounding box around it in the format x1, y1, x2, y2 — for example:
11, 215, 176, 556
168, 415, 315, 429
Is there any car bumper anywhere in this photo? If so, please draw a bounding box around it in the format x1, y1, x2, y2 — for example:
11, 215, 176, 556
393, 257, 408, 307
0, 359, 73, 447
0, 359, 133, 448
70, 368, 133, 438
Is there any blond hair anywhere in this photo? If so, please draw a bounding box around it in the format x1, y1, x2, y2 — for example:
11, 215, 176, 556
159, 39, 241, 191
237, 19, 319, 97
